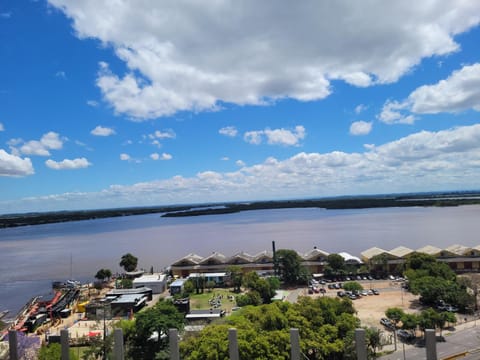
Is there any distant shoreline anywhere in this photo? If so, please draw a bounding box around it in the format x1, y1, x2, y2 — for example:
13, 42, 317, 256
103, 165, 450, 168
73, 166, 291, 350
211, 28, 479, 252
1, 191, 480, 228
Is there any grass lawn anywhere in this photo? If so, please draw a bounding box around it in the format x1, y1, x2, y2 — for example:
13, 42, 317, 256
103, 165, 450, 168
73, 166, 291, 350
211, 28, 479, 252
189, 288, 239, 312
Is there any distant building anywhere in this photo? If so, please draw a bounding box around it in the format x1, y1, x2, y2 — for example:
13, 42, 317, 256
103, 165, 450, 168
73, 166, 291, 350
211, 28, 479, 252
170, 248, 331, 278
169, 279, 187, 295
361, 243, 480, 274
132, 274, 167, 294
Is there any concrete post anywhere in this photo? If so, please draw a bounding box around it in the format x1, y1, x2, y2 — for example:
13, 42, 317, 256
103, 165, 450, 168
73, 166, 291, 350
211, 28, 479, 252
354, 328, 367, 360
228, 328, 239, 360
113, 328, 125, 360
8, 330, 19, 360
60, 329, 70, 360
290, 328, 300, 360
425, 329, 437, 360
169, 328, 180, 360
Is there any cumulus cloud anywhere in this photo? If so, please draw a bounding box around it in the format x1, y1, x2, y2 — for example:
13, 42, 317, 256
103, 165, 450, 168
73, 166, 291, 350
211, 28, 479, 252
120, 153, 131, 161
378, 100, 416, 124
244, 126, 306, 146
48, 0, 480, 119
150, 152, 172, 161
0, 149, 34, 177
236, 160, 246, 167
380, 63, 480, 123
13, 132, 64, 156
219, 126, 238, 137
148, 129, 176, 139
160, 153, 172, 160
91, 125, 116, 136
350, 121, 373, 136
7, 123, 480, 212
244, 131, 263, 145
45, 157, 91, 170
409, 63, 480, 114
355, 104, 367, 114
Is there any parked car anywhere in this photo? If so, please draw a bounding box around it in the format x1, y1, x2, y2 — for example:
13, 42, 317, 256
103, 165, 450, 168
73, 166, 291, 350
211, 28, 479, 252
397, 330, 415, 341
337, 291, 346, 297
444, 305, 458, 312
372, 289, 380, 295
380, 318, 395, 330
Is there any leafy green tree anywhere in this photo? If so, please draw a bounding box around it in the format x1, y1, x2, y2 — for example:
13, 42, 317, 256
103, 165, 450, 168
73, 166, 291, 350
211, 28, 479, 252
326, 254, 346, 274
180, 296, 358, 359
343, 281, 363, 292
400, 313, 418, 331
129, 299, 184, 359
365, 327, 382, 358
275, 249, 304, 285
227, 265, 243, 293
94, 268, 112, 282
418, 308, 439, 334
385, 308, 404, 327
38, 343, 78, 360
206, 280, 216, 292
241, 272, 277, 304
236, 291, 262, 306
119, 253, 138, 272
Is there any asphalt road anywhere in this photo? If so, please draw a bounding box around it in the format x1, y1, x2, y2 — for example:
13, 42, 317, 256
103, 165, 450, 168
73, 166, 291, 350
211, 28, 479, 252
381, 325, 480, 360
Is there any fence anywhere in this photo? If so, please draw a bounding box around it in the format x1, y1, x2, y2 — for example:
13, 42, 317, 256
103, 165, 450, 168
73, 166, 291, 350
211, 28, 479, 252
6, 328, 439, 360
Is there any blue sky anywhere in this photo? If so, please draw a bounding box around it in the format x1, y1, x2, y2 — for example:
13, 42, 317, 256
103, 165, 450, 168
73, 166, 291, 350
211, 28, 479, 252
1, 1, 480, 214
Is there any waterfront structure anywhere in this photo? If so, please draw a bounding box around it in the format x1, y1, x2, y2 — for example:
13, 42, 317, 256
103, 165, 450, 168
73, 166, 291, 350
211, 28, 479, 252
170, 248, 361, 277
361, 243, 480, 273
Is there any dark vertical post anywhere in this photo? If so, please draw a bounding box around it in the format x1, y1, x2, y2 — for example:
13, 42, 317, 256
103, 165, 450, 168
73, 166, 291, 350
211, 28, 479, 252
113, 328, 124, 360
290, 328, 300, 360
60, 329, 70, 360
354, 328, 367, 360
228, 328, 239, 360
272, 241, 277, 276
169, 328, 180, 360
425, 329, 437, 360
8, 330, 19, 360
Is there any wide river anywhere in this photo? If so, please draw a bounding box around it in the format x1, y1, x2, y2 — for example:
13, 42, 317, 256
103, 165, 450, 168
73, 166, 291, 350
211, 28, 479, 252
1, 205, 480, 316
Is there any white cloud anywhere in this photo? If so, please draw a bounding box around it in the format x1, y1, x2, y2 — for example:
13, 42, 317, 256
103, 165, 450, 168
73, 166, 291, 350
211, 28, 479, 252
409, 63, 480, 114
48, 0, 480, 119
8, 124, 480, 212
350, 121, 373, 136
244, 126, 306, 146
0, 149, 34, 177
160, 153, 172, 160
379, 63, 480, 123
221, 157, 229, 161
91, 126, 116, 136
150, 153, 159, 160
244, 131, 264, 145
219, 126, 238, 137
378, 100, 416, 125
0, 122, 4, 131
55, 70, 66, 79
15, 132, 64, 156
236, 160, 246, 167
120, 153, 131, 161
45, 157, 91, 170
355, 104, 367, 114
265, 125, 306, 146
87, 100, 99, 107
149, 129, 176, 139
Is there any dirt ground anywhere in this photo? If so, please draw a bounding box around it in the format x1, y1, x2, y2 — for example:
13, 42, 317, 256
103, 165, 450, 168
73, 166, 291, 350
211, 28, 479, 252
311, 280, 422, 328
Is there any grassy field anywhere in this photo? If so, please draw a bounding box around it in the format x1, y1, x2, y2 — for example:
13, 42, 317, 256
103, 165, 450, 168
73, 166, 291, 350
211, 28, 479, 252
189, 288, 238, 312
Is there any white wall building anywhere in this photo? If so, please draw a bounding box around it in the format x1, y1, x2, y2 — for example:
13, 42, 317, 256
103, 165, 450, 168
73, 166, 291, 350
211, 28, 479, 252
132, 273, 167, 294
